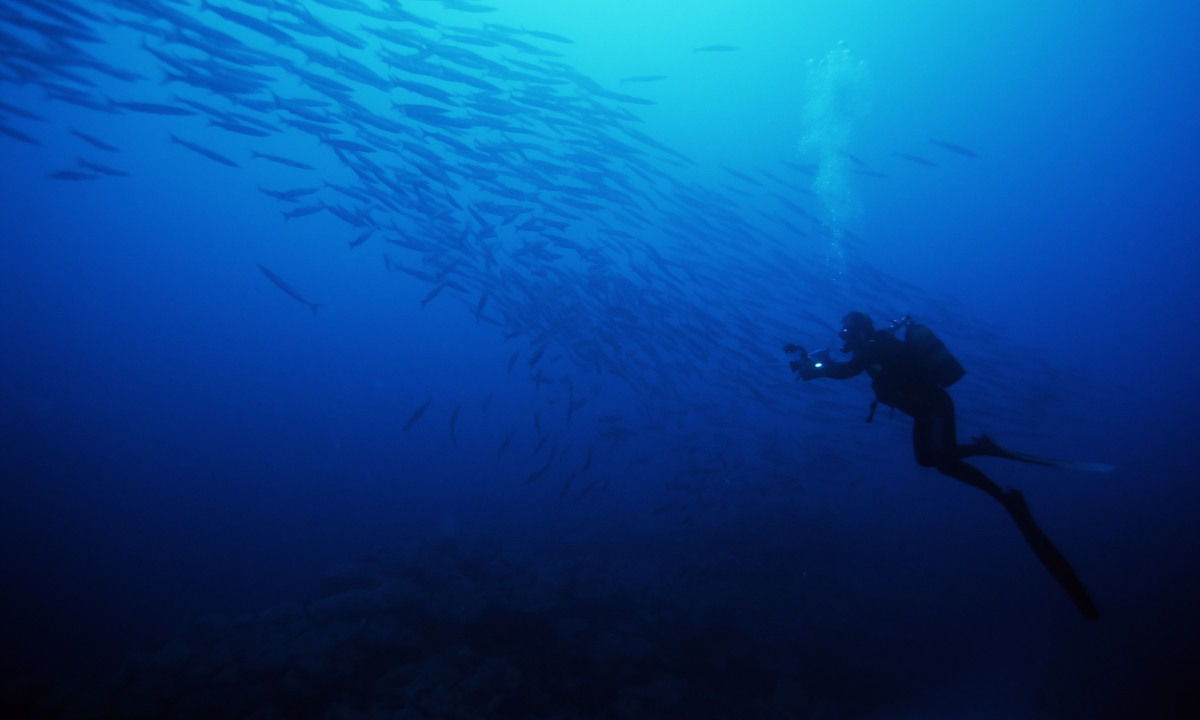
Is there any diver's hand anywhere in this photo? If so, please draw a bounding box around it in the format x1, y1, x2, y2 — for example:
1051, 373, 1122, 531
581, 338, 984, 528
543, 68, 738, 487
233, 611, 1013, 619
786, 344, 811, 380
793, 362, 822, 381
791, 348, 831, 381
790, 359, 821, 381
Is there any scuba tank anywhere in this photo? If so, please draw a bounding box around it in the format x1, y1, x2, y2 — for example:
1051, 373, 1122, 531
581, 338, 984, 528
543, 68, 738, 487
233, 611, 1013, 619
889, 315, 966, 388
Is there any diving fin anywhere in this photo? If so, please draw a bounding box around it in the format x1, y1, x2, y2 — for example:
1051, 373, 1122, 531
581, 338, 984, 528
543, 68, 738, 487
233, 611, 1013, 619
1008, 451, 1116, 473
974, 436, 1115, 473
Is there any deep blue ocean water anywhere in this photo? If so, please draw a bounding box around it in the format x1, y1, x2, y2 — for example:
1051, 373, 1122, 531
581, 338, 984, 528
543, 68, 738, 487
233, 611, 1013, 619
1, 1, 1197, 717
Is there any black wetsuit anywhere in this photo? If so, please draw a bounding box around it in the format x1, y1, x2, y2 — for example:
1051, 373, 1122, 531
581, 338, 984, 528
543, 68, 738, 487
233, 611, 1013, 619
811, 330, 1100, 620
820, 330, 962, 466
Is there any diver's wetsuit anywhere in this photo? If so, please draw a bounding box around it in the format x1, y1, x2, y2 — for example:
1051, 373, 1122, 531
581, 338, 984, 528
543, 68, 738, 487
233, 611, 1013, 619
809, 329, 1100, 620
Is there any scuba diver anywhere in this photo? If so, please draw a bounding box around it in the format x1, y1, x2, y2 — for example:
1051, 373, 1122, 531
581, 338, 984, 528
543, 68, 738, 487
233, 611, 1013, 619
787, 312, 1100, 620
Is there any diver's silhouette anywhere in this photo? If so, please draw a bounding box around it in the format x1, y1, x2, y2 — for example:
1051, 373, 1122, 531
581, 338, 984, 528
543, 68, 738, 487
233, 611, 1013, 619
788, 312, 1099, 620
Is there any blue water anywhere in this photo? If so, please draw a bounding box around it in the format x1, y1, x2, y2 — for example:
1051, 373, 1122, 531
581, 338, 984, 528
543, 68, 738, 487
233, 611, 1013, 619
1, 1, 1197, 717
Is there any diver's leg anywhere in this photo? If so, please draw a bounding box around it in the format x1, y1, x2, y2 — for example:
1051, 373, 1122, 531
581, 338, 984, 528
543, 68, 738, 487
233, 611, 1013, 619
927, 389, 1029, 461
936, 456, 1006, 501
912, 413, 939, 467
957, 434, 1061, 467
958, 434, 1018, 460
940, 395, 1013, 461
918, 389, 965, 465
937, 459, 1100, 620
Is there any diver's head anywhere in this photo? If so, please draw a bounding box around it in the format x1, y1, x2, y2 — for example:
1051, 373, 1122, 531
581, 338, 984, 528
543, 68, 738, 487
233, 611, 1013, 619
839, 311, 873, 352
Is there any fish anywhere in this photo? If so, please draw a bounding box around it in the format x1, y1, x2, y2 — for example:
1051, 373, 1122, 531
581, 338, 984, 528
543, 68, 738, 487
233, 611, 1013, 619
496, 430, 514, 457
286, 3, 365, 49
449, 403, 461, 448
322, 137, 375, 154
259, 186, 319, 202
781, 159, 817, 175
837, 150, 867, 167
209, 119, 270, 137
200, 0, 295, 46
392, 78, 457, 104
442, 1, 498, 15
48, 170, 98, 181
69, 128, 118, 151
566, 396, 588, 423
386, 262, 438, 283
524, 454, 554, 485
282, 204, 326, 220
403, 396, 432, 431
45, 91, 116, 114
420, 283, 445, 308
559, 472, 576, 498
109, 99, 196, 116
894, 151, 939, 168
928, 137, 980, 158
326, 203, 368, 227
0, 122, 41, 145
169, 134, 239, 167
527, 343, 546, 367
256, 264, 321, 314
1, 9, 100, 42
0, 100, 46, 122
576, 477, 600, 501
596, 91, 655, 106
76, 157, 129, 176
722, 165, 762, 186
524, 29, 573, 44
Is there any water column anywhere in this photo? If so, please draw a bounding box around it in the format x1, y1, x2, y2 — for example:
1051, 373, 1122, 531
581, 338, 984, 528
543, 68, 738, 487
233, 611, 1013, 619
799, 41, 870, 272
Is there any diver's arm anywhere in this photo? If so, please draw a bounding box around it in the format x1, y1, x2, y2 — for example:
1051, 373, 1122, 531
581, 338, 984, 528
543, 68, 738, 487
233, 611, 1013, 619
809, 351, 862, 380
789, 348, 863, 381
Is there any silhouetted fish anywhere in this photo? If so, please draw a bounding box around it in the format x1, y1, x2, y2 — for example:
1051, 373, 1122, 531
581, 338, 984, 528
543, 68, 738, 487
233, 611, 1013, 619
403, 396, 433, 431
0, 100, 45, 122
496, 430, 514, 457
894, 151, 939, 168
259, 186, 319, 202
69, 128, 117, 151
76, 157, 128, 176
48, 170, 97, 180
169, 133, 238, 167
449, 403, 461, 448
837, 150, 867, 167
281, 204, 325, 220
110, 98, 196, 116
200, 0, 295, 45
524, 454, 554, 484
524, 29, 573, 44
256, 264, 320, 314
0, 122, 40, 145
928, 137, 980, 158
348, 228, 373, 249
